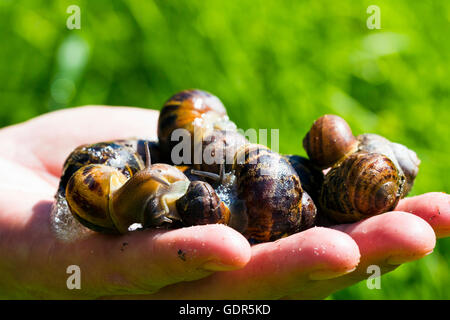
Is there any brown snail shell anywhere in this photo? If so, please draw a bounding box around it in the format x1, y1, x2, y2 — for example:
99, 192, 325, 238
176, 181, 231, 226
232, 144, 303, 243
303, 114, 359, 169
158, 89, 236, 162
65, 164, 129, 233
357, 133, 420, 196
114, 139, 163, 165
319, 151, 405, 223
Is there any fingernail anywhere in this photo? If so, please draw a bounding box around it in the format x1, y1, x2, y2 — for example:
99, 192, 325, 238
387, 250, 434, 265
202, 260, 237, 271
309, 267, 357, 280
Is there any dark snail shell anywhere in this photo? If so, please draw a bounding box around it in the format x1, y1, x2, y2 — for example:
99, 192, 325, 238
232, 144, 303, 243
303, 114, 359, 169
58, 142, 144, 196
284, 155, 324, 201
176, 181, 231, 226
158, 89, 235, 159
319, 151, 405, 223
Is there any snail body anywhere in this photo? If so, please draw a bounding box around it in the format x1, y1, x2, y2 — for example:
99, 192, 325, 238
110, 163, 190, 232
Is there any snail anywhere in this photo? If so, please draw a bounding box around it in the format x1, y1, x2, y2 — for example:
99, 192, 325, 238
303, 114, 359, 169
184, 147, 317, 243
65, 142, 191, 233
303, 114, 420, 223
157, 89, 247, 175
232, 144, 305, 243
319, 151, 404, 223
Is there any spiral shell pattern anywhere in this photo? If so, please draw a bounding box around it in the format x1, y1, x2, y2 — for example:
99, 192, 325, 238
319, 152, 405, 223
233, 144, 303, 243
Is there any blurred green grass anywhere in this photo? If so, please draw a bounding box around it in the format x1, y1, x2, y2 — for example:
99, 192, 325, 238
0, 0, 448, 299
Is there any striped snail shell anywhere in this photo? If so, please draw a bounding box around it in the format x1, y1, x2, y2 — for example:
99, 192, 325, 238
303, 114, 359, 169
157, 89, 237, 163
357, 133, 420, 196
65, 164, 129, 233
319, 151, 405, 223
232, 144, 303, 243
65, 143, 190, 234
176, 180, 231, 226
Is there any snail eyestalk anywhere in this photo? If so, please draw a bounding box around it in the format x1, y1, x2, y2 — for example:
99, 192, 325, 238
190, 169, 222, 182
144, 141, 152, 168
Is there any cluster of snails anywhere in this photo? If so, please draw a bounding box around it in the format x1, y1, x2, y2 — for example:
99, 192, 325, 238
54, 90, 420, 244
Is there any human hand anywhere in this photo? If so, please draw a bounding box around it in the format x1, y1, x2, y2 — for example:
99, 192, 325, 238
0, 106, 447, 299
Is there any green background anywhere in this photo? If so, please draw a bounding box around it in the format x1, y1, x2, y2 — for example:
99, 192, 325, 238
0, 0, 448, 299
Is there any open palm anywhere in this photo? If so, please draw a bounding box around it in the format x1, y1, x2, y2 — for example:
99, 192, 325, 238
0, 106, 448, 299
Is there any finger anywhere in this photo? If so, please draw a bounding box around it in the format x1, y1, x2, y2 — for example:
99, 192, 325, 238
395, 192, 450, 238
104, 227, 361, 299
286, 211, 436, 299
63, 224, 251, 297
0, 106, 159, 177
0, 190, 251, 298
